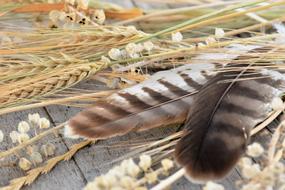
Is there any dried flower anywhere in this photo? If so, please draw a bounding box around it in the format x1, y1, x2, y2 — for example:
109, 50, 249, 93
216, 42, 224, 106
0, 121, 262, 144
41, 143, 56, 157
9, 131, 19, 143
78, 0, 89, 9
171, 32, 183, 42
108, 48, 121, 60
39, 118, 50, 129
65, 0, 75, 5
271, 97, 283, 111
145, 171, 158, 184
198, 42, 206, 48
18, 133, 30, 144
93, 10, 105, 24
215, 28, 225, 39
139, 155, 152, 172
270, 162, 284, 174
280, 185, 285, 190
49, 10, 61, 23
18, 121, 30, 133
26, 145, 38, 155
0, 129, 3, 142
28, 113, 40, 126
126, 43, 138, 55
161, 159, 174, 172
203, 181, 224, 190
120, 176, 135, 189
126, 26, 139, 35
247, 143, 264, 157
241, 164, 261, 179
19, 158, 32, 171
101, 56, 111, 64
238, 157, 252, 167
241, 183, 261, 190
126, 160, 140, 177
143, 41, 154, 51
30, 152, 43, 164
205, 37, 217, 45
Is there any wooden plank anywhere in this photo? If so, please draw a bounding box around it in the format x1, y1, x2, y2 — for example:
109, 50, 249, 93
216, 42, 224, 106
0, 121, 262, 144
0, 108, 86, 189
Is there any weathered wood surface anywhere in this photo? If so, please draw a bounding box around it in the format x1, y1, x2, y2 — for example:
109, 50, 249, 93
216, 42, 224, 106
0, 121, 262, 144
0, 1, 274, 190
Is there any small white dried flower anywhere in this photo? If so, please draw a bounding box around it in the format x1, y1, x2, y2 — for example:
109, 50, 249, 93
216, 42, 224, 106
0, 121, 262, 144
30, 152, 43, 164
103, 173, 118, 187
108, 166, 125, 178
17, 133, 30, 144
238, 157, 252, 167
125, 159, 140, 177
129, 53, 140, 59
9, 131, 19, 143
78, 0, 89, 9
203, 181, 224, 190
271, 97, 283, 111
134, 187, 147, 190
215, 28, 225, 39
241, 183, 262, 190
143, 41, 154, 51
126, 26, 139, 35
49, 10, 61, 23
27, 146, 39, 157
39, 118, 50, 129
93, 10, 105, 25
161, 159, 174, 172
18, 121, 30, 133
279, 174, 285, 183
28, 113, 40, 126
139, 155, 152, 172
280, 185, 285, 190
120, 176, 135, 189
271, 162, 284, 174
126, 43, 138, 55
247, 143, 264, 157
198, 42, 206, 48
19, 157, 32, 171
65, 0, 75, 5
145, 172, 158, 184
171, 32, 183, 42
0, 129, 3, 142
94, 176, 109, 189
136, 43, 144, 53
205, 37, 217, 45
108, 48, 121, 60
41, 143, 56, 157
101, 56, 111, 64
241, 164, 261, 179
84, 182, 100, 190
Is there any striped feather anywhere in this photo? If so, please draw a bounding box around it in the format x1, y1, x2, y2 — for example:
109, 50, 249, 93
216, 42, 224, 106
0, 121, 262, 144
64, 44, 260, 139
174, 66, 285, 182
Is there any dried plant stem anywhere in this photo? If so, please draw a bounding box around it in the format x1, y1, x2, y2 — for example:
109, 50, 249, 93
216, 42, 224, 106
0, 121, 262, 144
151, 168, 186, 190
0, 90, 113, 115
116, 1, 241, 25
251, 102, 285, 135
186, 15, 285, 43
0, 140, 94, 190
0, 123, 66, 159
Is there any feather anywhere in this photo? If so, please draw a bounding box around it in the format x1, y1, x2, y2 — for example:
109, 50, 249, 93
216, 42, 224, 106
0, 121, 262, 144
174, 65, 285, 183
65, 44, 260, 139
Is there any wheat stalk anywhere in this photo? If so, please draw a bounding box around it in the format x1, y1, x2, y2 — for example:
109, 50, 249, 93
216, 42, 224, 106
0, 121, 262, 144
0, 140, 94, 190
